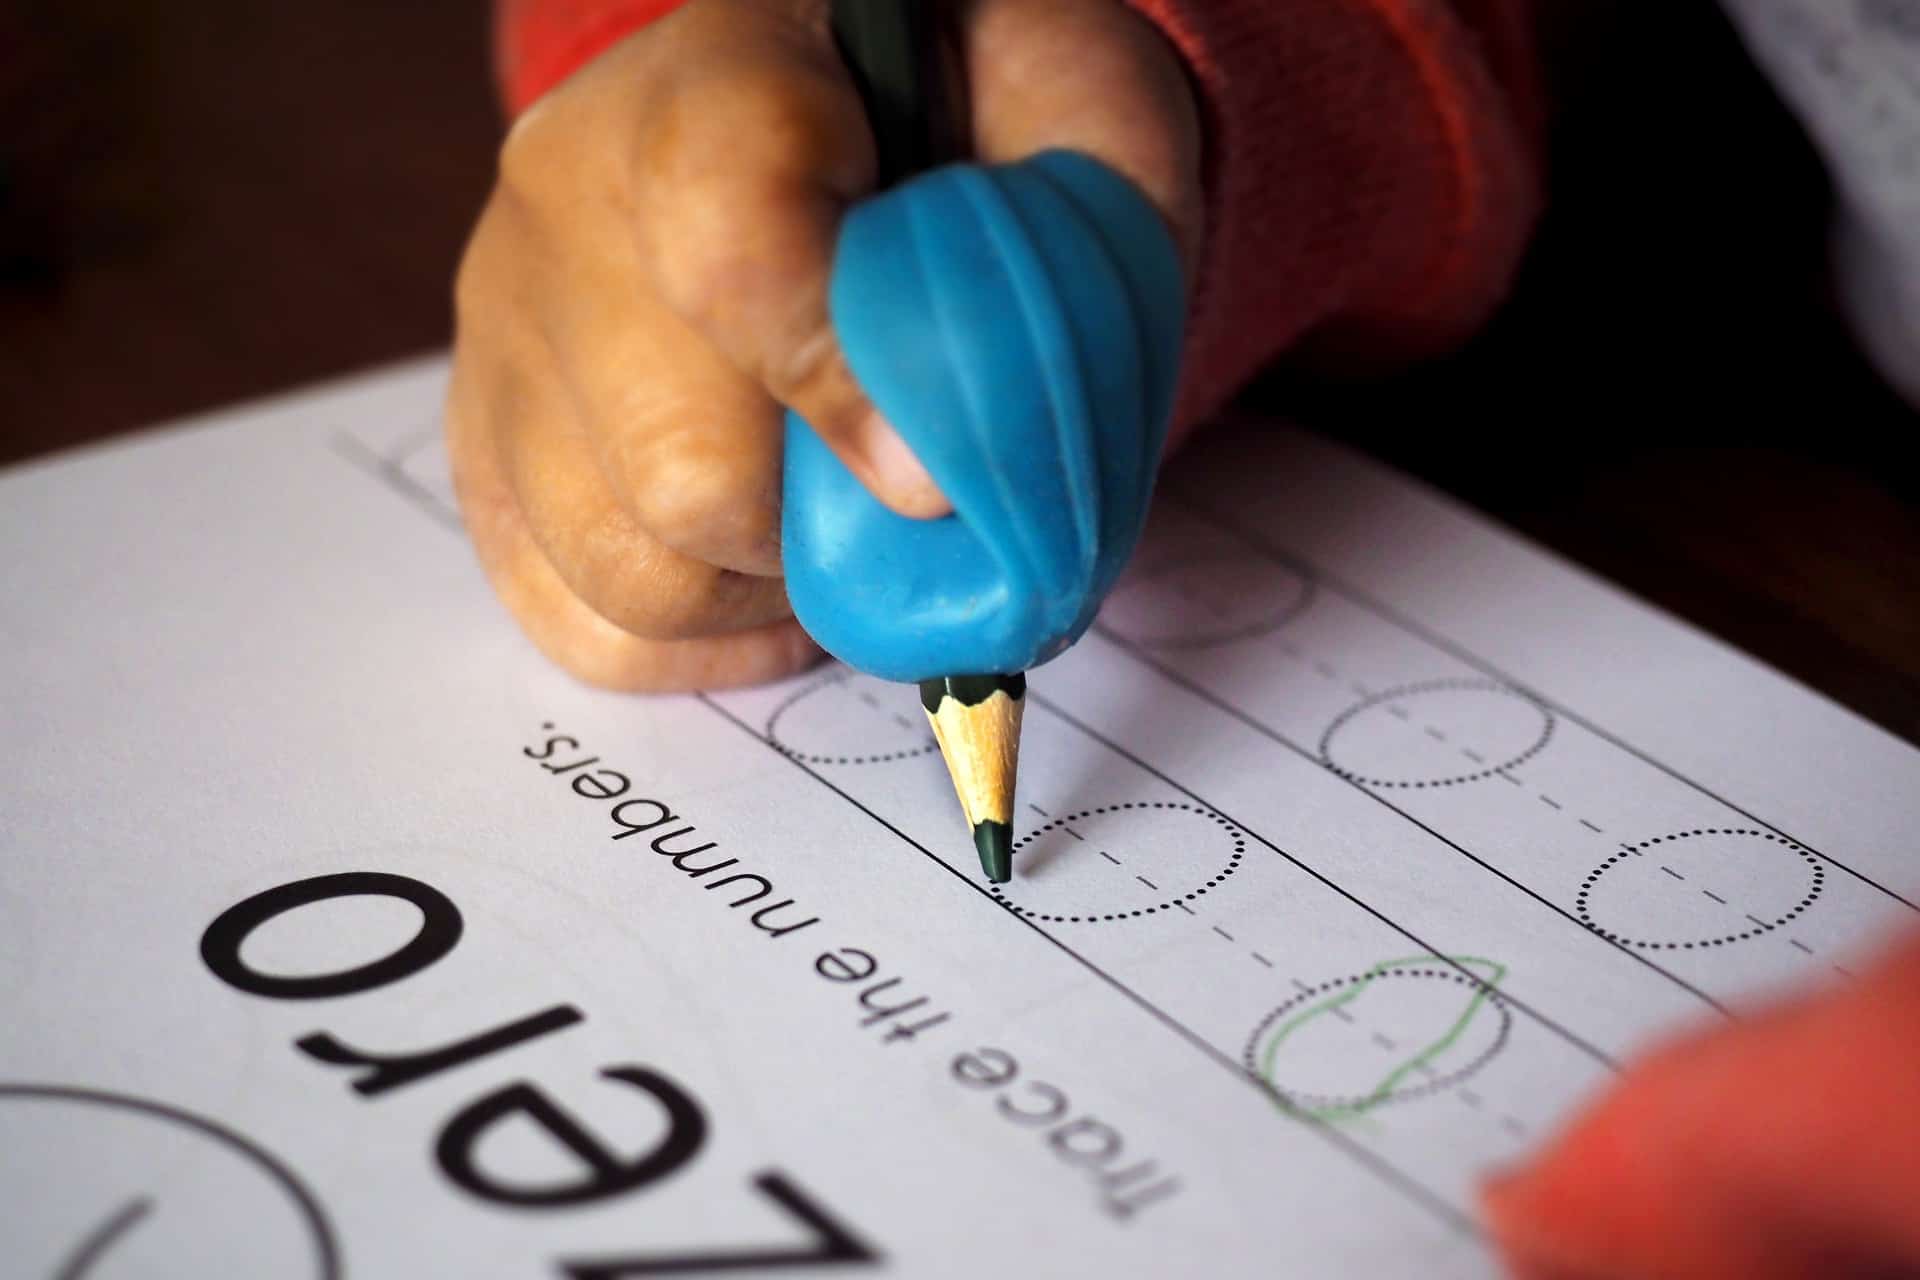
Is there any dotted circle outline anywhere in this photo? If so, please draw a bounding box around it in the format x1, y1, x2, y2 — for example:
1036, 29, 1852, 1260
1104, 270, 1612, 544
1240, 968, 1513, 1111
1576, 827, 1825, 950
1318, 678, 1556, 789
988, 802, 1244, 922
1093, 553, 1316, 651
764, 670, 940, 766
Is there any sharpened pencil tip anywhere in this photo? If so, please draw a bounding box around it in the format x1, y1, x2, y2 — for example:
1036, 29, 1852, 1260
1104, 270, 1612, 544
974, 820, 1012, 883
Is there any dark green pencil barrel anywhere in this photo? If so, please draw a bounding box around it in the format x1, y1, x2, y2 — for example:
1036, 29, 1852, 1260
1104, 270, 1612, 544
829, 0, 969, 188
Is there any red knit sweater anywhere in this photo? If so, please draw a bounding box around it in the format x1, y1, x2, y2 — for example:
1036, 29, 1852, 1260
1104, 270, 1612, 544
491, 0, 1545, 433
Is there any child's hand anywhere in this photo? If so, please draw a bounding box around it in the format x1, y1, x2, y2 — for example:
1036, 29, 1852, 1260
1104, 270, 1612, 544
447, 0, 1200, 691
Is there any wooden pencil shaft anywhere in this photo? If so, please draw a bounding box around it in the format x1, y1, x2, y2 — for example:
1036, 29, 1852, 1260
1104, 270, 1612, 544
924, 685, 1023, 830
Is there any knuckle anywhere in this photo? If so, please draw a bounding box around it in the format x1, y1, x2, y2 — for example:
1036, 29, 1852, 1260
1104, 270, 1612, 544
453, 190, 538, 333
452, 230, 494, 326
657, 502, 780, 575
646, 175, 798, 318
627, 440, 741, 534
648, 222, 739, 332
496, 103, 559, 198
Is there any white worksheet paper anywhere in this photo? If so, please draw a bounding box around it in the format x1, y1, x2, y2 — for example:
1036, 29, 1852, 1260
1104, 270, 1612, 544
4, 358, 1916, 1277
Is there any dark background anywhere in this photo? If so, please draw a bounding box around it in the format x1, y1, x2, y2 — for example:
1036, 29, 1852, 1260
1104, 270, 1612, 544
2, 0, 1915, 742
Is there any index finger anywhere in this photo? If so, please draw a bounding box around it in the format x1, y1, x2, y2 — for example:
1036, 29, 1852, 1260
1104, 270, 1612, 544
635, 0, 951, 518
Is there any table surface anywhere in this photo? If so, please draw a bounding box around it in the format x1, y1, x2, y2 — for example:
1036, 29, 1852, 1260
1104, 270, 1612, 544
4, 0, 1916, 746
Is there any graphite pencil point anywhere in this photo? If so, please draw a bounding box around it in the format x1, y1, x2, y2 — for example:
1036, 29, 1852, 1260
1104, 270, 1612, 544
973, 820, 1013, 883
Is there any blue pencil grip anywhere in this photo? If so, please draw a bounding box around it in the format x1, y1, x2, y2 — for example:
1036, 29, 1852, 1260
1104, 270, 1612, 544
781, 149, 1185, 683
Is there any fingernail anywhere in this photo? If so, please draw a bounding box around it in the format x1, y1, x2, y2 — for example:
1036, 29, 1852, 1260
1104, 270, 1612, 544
856, 410, 951, 519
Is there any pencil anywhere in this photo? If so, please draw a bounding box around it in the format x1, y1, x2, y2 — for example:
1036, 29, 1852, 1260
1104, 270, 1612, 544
828, 0, 1026, 884
920, 675, 1024, 882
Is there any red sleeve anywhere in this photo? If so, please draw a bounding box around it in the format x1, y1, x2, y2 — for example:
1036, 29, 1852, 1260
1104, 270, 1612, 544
1124, 0, 1544, 431
1484, 928, 1920, 1278
492, 0, 684, 118
493, 0, 1546, 432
